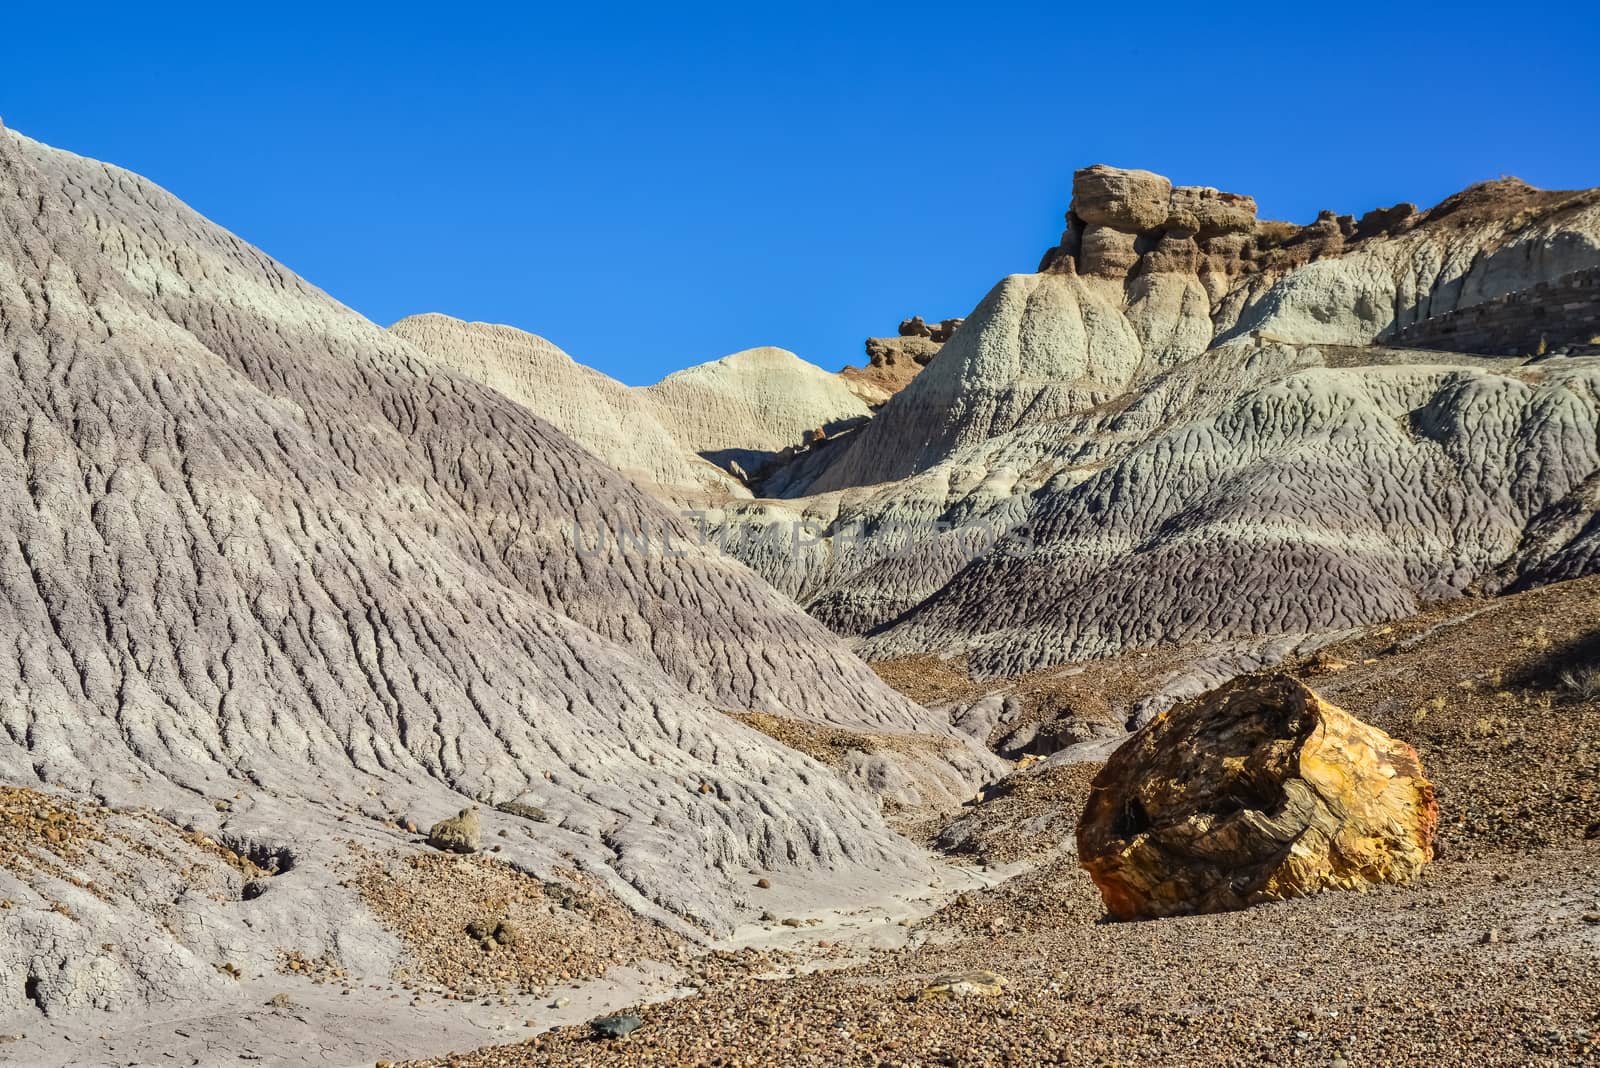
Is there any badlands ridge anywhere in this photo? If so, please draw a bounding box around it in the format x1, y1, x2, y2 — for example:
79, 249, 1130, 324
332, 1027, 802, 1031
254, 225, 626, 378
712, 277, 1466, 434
0, 121, 1597, 1066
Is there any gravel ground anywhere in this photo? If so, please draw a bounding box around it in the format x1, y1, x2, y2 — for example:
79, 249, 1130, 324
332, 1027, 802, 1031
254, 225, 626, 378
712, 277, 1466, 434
408, 578, 1600, 1068
1293, 578, 1600, 860
728, 711, 968, 773
931, 762, 1099, 863
351, 852, 683, 997
408, 847, 1600, 1067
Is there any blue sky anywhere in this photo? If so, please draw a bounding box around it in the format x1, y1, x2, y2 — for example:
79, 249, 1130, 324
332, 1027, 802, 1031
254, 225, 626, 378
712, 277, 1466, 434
5, 2, 1597, 384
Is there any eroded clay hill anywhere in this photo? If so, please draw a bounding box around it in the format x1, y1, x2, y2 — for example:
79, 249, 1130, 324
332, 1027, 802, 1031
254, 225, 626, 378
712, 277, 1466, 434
390, 313, 746, 501
390, 316, 875, 500
640, 345, 872, 476
0, 123, 989, 1019
699, 166, 1600, 673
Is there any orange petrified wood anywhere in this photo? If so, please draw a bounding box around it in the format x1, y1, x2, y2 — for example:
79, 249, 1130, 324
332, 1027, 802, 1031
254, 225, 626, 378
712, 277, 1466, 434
1078, 674, 1438, 920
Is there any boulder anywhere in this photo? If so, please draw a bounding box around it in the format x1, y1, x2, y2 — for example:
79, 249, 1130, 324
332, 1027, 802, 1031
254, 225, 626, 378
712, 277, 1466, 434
1168, 185, 1259, 238
1141, 233, 1200, 275
1077, 675, 1437, 920
426, 806, 482, 854
930, 318, 966, 343
1354, 202, 1418, 240
1071, 164, 1173, 233
591, 1014, 644, 1039
1079, 224, 1140, 277
865, 335, 942, 368
918, 970, 1009, 1001
899, 316, 933, 338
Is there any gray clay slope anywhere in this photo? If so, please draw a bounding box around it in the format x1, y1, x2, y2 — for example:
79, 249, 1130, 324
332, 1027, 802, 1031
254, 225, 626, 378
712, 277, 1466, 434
0, 123, 976, 1018
695, 170, 1600, 672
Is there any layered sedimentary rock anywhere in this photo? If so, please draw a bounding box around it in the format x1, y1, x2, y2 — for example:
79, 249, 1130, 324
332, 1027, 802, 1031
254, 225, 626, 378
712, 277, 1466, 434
1077, 675, 1437, 919
809, 168, 1600, 495
838, 317, 962, 406
0, 122, 974, 1017
393, 169, 1600, 683
807, 166, 1271, 493
695, 166, 1600, 673
1068, 164, 1173, 232
857, 349, 1600, 672
1388, 266, 1600, 356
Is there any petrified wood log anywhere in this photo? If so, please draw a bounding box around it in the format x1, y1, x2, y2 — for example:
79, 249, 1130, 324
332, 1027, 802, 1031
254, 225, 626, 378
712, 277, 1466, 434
1078, 674, 1437, 919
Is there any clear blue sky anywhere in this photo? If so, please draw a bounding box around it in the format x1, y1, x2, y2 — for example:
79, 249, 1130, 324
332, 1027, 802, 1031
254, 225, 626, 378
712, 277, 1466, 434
5, 1, 1597, 384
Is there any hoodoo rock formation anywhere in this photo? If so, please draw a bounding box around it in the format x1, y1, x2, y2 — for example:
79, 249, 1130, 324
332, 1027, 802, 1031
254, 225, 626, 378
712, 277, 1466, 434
898, 315, 965, 342
1077, 675, 1438, 920
838, 316, 964, 406
678, 165, 1600, 674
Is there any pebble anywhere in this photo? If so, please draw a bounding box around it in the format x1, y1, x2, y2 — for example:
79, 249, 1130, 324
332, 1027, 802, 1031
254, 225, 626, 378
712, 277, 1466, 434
590, 1014, 643, 1039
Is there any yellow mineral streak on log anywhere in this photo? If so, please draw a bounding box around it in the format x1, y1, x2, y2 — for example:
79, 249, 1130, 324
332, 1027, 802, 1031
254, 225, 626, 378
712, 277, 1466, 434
1078, 674, 1436, 919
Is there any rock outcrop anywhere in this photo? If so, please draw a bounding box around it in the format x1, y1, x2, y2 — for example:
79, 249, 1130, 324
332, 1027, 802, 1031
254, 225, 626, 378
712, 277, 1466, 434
690, 165, 1600, 673
426, 807, 481, 854
1077, 675, 1438, 920
1038, 165, 1261, 297
898, 315, 965, 342
1069, 164, 1173, 232
810, 166, 1600, 495
839, 318, 961, 406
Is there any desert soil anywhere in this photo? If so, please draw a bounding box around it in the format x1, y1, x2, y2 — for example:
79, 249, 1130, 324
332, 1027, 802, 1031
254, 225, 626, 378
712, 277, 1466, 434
401, 576, 1600, 1068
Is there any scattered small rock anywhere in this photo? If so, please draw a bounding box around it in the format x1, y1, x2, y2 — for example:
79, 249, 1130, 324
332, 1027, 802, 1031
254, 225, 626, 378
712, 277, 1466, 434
495, 801, 548, 823
918, 970, 1009, 1001
427, 807, 481, 854
591, 1013, 643, 1039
